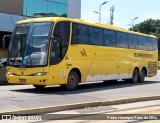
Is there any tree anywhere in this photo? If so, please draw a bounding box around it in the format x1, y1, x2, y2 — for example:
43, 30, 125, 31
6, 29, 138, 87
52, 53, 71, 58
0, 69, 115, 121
132, 19, 160, 40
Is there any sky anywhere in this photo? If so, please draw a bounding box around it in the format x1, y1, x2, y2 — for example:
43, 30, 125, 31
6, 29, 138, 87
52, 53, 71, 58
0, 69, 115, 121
81, 0, 160, 29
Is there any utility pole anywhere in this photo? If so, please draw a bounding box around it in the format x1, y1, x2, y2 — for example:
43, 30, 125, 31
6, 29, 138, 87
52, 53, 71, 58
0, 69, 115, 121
109, 5, 114, 25
99, 1, 108, 23
93, 1, 108, 23
132, 17, 138, 31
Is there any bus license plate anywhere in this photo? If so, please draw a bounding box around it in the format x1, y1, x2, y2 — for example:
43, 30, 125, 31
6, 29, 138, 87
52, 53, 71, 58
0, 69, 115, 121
19, 79, 26, 83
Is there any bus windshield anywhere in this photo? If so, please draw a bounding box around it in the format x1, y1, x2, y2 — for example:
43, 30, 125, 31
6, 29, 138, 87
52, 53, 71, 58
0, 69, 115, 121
8, 22, 53, 67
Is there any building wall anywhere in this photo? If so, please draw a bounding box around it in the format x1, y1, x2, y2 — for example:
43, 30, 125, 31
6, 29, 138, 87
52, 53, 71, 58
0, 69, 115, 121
68, 0, 81, 18
0, 0, 23, 15
23, 0, 68, 17
0, 0, 81, 18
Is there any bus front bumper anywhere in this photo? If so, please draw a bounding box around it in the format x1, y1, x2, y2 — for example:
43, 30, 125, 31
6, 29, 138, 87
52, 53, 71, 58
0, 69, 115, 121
7, 74, 49, 85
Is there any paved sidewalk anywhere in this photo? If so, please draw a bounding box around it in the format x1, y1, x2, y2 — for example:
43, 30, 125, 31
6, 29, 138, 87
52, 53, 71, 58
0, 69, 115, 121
42, 100, 160, 123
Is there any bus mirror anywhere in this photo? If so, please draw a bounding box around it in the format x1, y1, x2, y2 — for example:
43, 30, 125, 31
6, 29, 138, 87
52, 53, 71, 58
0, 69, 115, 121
2, 35, 11, 49
3, 35, 11, 42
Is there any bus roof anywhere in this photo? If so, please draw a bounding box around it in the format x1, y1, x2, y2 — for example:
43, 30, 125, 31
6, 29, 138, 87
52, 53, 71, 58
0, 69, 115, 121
17, 17, 157, 39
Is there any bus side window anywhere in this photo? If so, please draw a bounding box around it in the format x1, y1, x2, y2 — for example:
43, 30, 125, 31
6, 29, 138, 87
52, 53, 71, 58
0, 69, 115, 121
51, 36, 61, 58
147, 38, 153, 51
72, 24, 80, 44
117, 32, 128, 48
50, 22, 70, 65
152, 38, 158, 51
128, 34, 138, 49
138, 36, 147, 50
104, 29, 117, 47
71, 23, 89, 44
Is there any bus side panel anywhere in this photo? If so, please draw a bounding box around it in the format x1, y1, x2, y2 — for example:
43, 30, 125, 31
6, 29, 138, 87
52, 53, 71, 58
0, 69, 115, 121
65, 59, 84, 83
86, 60, 102, 81
48, 61, 66, 85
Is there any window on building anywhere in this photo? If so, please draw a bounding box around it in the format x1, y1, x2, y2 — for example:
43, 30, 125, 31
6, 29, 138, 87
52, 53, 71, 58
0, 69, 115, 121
23, 0, 67, 17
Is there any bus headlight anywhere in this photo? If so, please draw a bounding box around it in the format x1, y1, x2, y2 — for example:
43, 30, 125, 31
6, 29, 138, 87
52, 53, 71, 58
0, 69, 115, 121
33, 72, 47, 76
7, 71, 13, 75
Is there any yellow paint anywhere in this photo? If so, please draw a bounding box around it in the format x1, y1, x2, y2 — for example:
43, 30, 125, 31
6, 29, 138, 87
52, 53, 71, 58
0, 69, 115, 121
7, 17, 158, 86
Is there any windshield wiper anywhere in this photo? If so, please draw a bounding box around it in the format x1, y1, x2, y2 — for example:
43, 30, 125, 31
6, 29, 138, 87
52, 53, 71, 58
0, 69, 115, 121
11, 40, 23, 66
11, 48, 21, 66
26, 40, 33, 66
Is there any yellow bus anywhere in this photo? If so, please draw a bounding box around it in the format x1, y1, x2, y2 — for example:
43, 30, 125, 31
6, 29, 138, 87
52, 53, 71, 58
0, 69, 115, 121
6, 17, 158, 90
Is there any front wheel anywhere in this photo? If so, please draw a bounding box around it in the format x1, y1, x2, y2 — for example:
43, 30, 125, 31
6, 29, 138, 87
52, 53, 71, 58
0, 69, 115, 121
33, 85, 46, 90
63, 71, 79, 91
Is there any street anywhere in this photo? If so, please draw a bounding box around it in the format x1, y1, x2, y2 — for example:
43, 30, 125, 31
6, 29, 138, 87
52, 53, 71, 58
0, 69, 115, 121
0, 71, 160, 112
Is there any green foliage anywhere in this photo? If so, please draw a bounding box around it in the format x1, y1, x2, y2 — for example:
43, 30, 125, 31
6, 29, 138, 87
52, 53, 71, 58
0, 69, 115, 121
132, 19, 160, 42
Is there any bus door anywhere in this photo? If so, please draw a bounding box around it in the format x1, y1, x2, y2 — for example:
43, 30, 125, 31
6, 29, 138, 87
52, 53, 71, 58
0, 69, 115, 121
48, 22, 70, 85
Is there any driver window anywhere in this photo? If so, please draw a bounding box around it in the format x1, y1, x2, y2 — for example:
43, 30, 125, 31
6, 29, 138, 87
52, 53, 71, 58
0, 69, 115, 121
50, 22, 70, 65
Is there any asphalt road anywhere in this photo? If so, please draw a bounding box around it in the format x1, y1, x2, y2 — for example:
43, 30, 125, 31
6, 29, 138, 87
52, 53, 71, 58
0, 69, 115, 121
0, 71, 160, 112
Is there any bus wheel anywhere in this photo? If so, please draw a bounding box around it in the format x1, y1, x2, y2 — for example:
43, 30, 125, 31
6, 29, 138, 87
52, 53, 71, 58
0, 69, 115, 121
132, 68, 139, 83
63, 71, 79, 91
33, 85, 46, 90
139, 69, 146, 82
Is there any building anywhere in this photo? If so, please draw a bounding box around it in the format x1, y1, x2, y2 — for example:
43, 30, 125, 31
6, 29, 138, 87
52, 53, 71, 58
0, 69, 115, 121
0, 0, 81, 59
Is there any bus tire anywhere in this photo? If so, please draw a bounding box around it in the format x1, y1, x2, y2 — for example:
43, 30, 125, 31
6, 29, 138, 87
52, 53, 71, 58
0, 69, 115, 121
63, 71, 79, 91
33, 85, 46, 90
139, 69, 146, 82
132, 68, 139, 83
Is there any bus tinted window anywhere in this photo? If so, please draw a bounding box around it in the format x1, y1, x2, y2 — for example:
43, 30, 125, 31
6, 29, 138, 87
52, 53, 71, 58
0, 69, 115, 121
72, 23, 89, 44
89, 27, 103, 45
128, 34, 138, 49
51, 22, 70, 65
117, 32, 128, 48
138, 36, 147, 50
104, 29, 117, 47
152, 38, 158, 51
147, 38, 153, 51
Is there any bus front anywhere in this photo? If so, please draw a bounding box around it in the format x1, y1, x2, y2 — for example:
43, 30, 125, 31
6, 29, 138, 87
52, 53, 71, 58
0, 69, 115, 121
7, 21, 53, 88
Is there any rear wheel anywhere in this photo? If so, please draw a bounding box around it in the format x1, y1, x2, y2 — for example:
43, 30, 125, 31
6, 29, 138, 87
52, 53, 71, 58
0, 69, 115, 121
33, 85, 46, 90
132, 68, 139, 83
139, 69, 146, 82
63, 71, 79, 91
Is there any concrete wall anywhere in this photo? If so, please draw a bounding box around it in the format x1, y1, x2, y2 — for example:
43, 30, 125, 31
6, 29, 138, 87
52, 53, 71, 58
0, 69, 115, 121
68, 0, 81, 18
0, 0, 23, 15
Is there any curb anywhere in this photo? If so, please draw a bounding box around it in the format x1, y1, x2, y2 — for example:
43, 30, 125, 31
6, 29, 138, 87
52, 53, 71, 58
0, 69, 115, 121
1, 95, 160, 115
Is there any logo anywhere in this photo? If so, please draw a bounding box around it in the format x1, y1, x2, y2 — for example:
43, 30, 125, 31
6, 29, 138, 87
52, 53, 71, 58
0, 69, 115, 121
80, 48, 87, 57
21, 71, 24, 75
